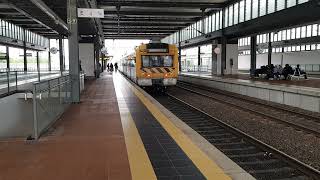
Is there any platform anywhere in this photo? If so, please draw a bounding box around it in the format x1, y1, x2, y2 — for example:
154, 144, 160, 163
179, 72, 320, 113
0, 72, 254, 180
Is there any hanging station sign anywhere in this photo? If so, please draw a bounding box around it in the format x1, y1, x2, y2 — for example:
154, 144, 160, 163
77, 8, 104, 18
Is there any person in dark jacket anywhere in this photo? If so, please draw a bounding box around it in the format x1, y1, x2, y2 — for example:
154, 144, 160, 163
282, 64, 294, 80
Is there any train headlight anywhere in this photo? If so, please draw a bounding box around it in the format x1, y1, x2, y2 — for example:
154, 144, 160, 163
147, 74, 151, 77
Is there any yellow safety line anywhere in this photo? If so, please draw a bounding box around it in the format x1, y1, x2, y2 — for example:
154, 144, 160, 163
114, 78, 157, 180
122, 76, 231, 180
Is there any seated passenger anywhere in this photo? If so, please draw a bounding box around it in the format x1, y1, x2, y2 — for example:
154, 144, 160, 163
294, 64, 307, 79
273, 65, 283, 79
266, 64, 275, 79
282, 64, 294, 80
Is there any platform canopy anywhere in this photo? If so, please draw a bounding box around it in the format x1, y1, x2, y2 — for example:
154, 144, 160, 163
97, 0, 227, 39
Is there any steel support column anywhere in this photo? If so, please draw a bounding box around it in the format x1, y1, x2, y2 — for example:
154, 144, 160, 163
48, 41, 51, 71
37, 51, 40, 81
6, 46, 9, 70
198, 46, 201, 66
221, 37, 227, 76
59, 36, 64, 74
178, 31, 181, 72
250, 36, 257, 75
268, 33, 272, 66
23, 30, 27, 72
68, 0, 80, 103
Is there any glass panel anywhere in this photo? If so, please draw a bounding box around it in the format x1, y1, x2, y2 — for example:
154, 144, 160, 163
27, 50, 37, 71
234, 3, 239, 25
0, 45, 6, 69
291, 28, 296, 39
252, 0, 258, 19
277, 0, 285, 11
301, 26, 306, 38
141, 56, 173, 67
239, 0, 245, 23
229, 5, 233, 26
225, 8, 229, 27
296, 27, 301, 38
9, 47, 24, 71
245, 0, 252, 21
312, 24, 318, 36
259, 0, 266, 16
216, 12, 220, 30
306, 25, 312, 37
287, 0, 297, 8
212, 14, 216, 31
298, 0, 309, 4
219, 11, 223, 29
286, 29, 291, 40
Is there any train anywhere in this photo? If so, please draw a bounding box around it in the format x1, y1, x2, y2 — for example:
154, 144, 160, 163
119, 42, 179, 88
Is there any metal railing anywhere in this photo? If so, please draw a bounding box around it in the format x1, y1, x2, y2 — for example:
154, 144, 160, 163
0, 70, 63, 97
290, 64, 320, 72
181, 65, 211, 72
32, 75, 72, 139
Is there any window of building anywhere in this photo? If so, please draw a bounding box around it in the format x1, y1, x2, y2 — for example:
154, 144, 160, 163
312, 24, 318, 36
245, 0, 252, 21
296, 27, 301, 38
306, 44, 311, 51
317, 44, 320, 50
292, 46, 296, 51
252, 0, 259, 19
239, 0, 245, 23
298, 0, 309, 4
277, 0, 285, 11
259, 0, 267, 16
291, 28, 296, 39
224, 8, 229, 27
9, 47, 24, 70
287, 0, 297, 8
306, 25, 312, 37
0, 45, 7, 69
212, 14, 216, 31
268, 0, 276, 14
229, 5, 233, 26
311, 44, 316, 50
219, 11, 223, 29
301, 26, 306, 38
296, 46, 301, 51
286, 29, 291, 40
234, 3, 239, 25
301, 45, 306, 51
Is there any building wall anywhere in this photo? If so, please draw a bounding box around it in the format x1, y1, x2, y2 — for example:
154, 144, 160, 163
238, 50, 320, 70
79, 43, 95, 77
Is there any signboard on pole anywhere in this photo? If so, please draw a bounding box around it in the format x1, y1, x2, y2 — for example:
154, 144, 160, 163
78, 8, 104, 18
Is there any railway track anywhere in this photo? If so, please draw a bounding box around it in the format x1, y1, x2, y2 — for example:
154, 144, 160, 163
175, 81, 320, 137
154, 94, 320, 180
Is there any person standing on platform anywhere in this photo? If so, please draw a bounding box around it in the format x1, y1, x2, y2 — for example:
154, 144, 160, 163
110, 63, 114, 72
107, 63, 110, 71
115, 63, 118, 72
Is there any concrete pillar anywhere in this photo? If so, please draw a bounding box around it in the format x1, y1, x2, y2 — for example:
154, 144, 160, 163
211, 40, 218, 75
221, 37, 227, 75
59, 36, 64, 74
6, 46, 9, 70
68, 0, 80, 103
23, 30, 27, 72
250, 36, 257, 75
268, 33, 272, 66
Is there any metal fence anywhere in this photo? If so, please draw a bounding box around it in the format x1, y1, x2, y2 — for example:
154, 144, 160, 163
181, 65, 211, 72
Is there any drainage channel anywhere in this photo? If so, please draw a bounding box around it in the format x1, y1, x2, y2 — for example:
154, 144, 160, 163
154, 94, 320, 180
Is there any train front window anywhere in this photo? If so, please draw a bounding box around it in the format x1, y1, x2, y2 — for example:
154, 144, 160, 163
142, 55, 173, 67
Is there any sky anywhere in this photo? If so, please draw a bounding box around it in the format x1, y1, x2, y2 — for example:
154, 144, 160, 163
104, 39, 149, 63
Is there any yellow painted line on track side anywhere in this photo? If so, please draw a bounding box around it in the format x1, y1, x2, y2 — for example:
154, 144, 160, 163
122, 76, 231, 180
114, 76, 157, 180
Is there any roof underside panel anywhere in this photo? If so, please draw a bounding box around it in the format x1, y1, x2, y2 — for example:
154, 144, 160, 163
97, 0, 227, 39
